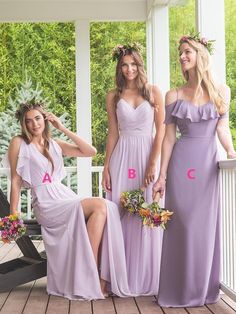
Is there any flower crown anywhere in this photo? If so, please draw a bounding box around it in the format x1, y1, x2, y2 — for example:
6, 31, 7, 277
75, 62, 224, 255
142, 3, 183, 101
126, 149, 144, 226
179, 33, 215, 55
112, 42, 144, 61
15, 98, 45, 121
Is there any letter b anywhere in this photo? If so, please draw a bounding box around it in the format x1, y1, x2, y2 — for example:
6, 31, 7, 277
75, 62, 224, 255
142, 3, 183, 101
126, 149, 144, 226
128, 168, 136, 179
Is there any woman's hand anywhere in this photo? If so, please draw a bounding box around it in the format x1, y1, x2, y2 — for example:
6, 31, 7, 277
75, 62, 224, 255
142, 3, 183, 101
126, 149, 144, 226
44, 112, 64, 131
10, 209, 19, 216
152, 176, 166, 199
227, 151, 236, 159
102, 168, 112, 192
144, 164, 156, 187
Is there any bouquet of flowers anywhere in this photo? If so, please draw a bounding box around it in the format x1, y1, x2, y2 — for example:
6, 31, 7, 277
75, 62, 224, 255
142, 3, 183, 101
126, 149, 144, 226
0, 214, 26, 244
120, 189, 145, 214
120, 189, 173, 229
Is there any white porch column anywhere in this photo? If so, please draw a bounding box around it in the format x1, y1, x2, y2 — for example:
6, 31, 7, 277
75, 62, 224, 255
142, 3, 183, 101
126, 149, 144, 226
146, 16, 153, 84
195, 0, 226, 83
196, 0, 227, 160
147, 4, 170, 94
75, 20, 92, 197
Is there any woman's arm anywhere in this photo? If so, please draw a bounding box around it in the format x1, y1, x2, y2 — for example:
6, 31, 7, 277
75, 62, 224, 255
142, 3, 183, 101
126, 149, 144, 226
157, 123, 176, 180
44, 112, 97, 158
102, 91, 119, 192
144, 85, 165, 186
8, 136, 23, 214
217, 119, 236, 158
216, 85, 236, 159
152, 90, 177, 197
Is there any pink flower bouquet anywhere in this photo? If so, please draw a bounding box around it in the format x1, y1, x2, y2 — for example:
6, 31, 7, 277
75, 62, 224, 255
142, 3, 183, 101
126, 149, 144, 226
0, 214, 26, 244
120, 189, 173, 229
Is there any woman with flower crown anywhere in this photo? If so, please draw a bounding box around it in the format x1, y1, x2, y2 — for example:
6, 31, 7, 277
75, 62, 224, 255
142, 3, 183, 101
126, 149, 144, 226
6, 101, 132, 300
102, 43, 165, 295
152, 34, 236, 307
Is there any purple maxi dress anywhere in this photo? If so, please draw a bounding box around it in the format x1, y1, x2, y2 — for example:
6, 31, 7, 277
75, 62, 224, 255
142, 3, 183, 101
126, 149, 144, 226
11, 138, 132, 300
158, 99, 225, 307
106, 99, 163, 295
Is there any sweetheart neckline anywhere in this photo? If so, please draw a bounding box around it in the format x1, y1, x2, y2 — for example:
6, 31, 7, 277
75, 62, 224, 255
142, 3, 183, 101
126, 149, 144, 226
118, 98, 149, 110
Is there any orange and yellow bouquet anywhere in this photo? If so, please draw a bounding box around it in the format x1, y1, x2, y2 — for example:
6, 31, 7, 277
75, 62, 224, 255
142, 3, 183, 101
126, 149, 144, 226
120, 189, 173, 229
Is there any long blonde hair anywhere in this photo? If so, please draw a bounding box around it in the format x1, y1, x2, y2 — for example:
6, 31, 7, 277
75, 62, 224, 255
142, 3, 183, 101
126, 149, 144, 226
179, 39, 227, 114
113, 49, 155, 107
15, 103, 54, 172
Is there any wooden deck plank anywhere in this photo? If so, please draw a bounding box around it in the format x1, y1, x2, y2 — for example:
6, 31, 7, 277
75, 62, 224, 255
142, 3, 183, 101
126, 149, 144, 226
93, 298, 116, 314
0, 242, 17, 261
36, 240, 45, 252
70, 300, 92, 314
1, 242, 22, 262
0, 291, 11, 310
46, 295, 70, 314
186, 306, 212, 313
206, 299, 236, 313
221, 294, 236, 311
0, 240, 43, 262
1, 241, 236, 314
0, 282, 34, 314
113, 296, 139, 314
23, 277, 48, 314
135, 296, 162, 313
161, 307, 187, 313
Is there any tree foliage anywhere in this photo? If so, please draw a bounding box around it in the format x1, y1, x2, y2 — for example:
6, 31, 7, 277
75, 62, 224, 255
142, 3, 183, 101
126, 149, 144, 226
169, 0, 196, 88
225, 0, 236, 142
0, 23, 76, 128
0, 0, 235, 168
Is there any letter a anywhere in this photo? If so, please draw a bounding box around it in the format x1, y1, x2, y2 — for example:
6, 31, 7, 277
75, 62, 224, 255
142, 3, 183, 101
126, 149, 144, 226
42, 172, 52, 183
128, 168, 136, 179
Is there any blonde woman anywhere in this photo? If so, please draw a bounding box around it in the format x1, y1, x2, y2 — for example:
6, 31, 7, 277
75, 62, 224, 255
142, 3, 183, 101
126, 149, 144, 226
153, 34, 236, 307
102, 43, 165, 295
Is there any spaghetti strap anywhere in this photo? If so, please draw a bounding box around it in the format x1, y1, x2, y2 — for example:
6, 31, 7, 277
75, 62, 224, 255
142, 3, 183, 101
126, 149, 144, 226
176, 88, 179, 101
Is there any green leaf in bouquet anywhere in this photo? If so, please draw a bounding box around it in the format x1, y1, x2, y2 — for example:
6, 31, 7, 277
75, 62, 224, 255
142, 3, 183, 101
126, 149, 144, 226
141, 202, 148, 209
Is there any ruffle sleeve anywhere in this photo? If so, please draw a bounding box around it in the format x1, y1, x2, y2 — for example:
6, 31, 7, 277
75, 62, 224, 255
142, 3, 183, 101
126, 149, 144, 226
164, 99, 224, 123
0, 154, 11, 179
1, 140, 31, 188
164, 103, 177, 124
16, 141, 31, 188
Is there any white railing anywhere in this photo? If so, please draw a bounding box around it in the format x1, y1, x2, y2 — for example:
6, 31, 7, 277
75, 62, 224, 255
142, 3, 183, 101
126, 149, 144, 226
219, 159, 236, 302
0, 166, 104, 218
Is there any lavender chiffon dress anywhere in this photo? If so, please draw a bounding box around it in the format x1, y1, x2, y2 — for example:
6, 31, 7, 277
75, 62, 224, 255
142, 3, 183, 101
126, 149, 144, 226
106, 99, 163, 295
158, 99, 225, 307
12, 138, 131, 300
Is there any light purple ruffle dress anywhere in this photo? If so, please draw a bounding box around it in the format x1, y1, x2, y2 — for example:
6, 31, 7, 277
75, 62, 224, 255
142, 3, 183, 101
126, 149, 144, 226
158, 99, 226, 307
11, 138, 132, 300
106, 99, 163, 295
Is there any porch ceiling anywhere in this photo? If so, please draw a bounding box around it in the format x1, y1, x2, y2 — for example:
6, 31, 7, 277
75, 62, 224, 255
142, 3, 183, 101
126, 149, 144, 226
0, 0, 188, 22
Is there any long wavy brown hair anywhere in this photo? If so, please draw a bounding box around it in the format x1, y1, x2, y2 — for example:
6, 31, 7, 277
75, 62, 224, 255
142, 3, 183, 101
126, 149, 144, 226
179, 39, 227, 115
15, 103, 54, 172
113, 49, 155, 107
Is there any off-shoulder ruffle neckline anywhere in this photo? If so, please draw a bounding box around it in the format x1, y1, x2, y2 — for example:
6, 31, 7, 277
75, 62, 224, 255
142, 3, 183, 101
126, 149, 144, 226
166, 99, 220, 122
167, 99, 212, 108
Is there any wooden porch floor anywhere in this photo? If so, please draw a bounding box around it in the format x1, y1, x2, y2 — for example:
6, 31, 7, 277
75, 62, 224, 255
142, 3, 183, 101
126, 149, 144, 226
0, 241, 236, 314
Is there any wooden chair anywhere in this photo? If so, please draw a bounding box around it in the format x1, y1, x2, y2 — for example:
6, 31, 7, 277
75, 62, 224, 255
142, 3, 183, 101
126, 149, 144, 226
0, 189, 47, 292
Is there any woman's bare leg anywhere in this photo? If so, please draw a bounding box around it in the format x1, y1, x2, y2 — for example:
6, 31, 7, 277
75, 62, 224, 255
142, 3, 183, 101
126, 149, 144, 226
81, 198, 107, 265
81, 198, 108, 296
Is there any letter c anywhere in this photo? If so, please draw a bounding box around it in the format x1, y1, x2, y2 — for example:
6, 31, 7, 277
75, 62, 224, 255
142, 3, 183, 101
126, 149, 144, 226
187, 168, 196, 180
